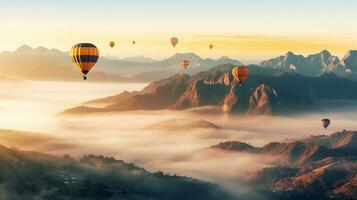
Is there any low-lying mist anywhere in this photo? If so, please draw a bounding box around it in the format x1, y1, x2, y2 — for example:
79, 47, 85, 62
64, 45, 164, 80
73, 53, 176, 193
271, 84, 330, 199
1, 80, 357, 197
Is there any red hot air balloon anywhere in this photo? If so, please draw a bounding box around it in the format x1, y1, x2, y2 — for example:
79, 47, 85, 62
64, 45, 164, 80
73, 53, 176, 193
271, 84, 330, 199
181, 60, 189, 70
232, 66, 250, 85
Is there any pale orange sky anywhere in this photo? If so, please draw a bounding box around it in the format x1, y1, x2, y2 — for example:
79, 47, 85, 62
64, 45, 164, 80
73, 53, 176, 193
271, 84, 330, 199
1, 0, 357, 63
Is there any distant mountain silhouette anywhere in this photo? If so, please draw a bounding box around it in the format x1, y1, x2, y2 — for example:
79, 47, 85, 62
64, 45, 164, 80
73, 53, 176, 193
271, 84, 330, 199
212, 130, 357, 199
0, 144, 234, 200
0, 45, 129, 82
121, 55, 158, 63
0, 45, 243, 82
260, 50, 357, 79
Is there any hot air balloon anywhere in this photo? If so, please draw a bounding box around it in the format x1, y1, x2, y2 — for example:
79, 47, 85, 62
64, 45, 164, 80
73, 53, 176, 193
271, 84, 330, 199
321, 118, 331, 130
69, 43, 99, 80
170, 37, 178, 48
209, 44, 213, 50
181, 60, 189, 70
109, 41, 115, 48
232, 66, 250, 85
132, 41, 136, 45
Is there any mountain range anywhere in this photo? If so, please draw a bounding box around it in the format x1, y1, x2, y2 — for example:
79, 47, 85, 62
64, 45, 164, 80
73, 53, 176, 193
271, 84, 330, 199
212, 130, 357, 200
260, 50, 357, 78
0, 143, 234, 200
63, 64, 357, 115
0, 45, 242, 82
2, 45, 357, 83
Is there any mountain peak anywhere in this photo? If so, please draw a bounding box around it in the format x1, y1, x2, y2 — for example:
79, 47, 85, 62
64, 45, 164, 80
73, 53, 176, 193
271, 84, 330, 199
34, 46, 49, 52
14, 45, 33, 53
217, 56, 230, 60
285, 51, 296, 57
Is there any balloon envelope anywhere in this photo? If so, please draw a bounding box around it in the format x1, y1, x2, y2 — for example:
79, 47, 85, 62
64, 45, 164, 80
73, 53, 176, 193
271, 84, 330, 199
181, 60, 189, 69
69, 43, 99, 80
232, 66, 250, 85
321, 118, 331, 129
109, 41, 115, 48
170, 37, 178, 48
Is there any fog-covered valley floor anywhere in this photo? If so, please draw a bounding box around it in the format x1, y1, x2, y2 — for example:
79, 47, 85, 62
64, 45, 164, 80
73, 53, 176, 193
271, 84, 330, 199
1, 80, 357, 197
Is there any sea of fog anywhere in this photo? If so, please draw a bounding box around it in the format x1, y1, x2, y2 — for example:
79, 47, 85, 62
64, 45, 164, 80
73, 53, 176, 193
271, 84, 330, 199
1, 80, 357, 197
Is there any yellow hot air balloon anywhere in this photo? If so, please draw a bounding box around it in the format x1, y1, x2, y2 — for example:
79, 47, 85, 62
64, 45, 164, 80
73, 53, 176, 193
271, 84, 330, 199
69, 43, 99, 80
109, 41, 115, 48
170, 37, 178, 48
232, 66, 249, 85
209, 44, 213, 50
181, 60, 189, 70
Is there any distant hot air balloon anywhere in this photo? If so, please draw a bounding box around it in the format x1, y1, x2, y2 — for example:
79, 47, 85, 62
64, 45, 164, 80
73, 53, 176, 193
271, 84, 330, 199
170, 37, 178, 48
69, 43, 99, 80
209, 44, 213, 50
321, 118, 331, 130
181, 60, 189, 70
232, 66, 250, 85
132, 41, 136, 45
109, 41, 115, 48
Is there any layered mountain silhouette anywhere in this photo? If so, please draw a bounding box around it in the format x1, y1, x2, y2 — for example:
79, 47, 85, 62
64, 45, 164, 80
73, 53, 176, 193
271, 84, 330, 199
64, 64, 357, 115
212, 130, 357, 199
0, 45, 242, 82
3, 45, 357, 83
260, 50, 357, 78
0, 144, 234, 200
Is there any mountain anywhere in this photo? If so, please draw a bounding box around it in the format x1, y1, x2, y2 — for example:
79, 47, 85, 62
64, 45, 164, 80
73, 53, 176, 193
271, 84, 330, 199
121, 55, 158, 63
0, 45, 130, 82
0, 45, 243, 82
341, 50, 357, 72
0, 144, 234, 200
213, 130, 357, 199
260, 50, 354, 78
63, 64, 357, 115
214, 130, 357, 165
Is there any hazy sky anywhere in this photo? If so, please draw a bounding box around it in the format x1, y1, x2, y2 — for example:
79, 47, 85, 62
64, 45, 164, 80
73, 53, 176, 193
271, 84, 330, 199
1, 0, 357, 62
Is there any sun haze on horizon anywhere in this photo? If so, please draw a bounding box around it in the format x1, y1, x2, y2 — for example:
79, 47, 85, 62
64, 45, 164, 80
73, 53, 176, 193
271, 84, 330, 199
1, 0, 357, 63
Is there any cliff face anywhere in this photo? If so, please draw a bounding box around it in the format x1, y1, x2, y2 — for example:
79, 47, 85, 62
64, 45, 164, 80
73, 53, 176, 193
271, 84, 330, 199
247, 84, 279, 115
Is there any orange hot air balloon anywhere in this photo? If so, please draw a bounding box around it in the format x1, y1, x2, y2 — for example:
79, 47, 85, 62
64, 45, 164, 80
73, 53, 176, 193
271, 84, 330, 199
232, 66, 250, 85
170, 37, 178, 48
181, 60, 189, 70
209, 44, 213, 50
69, 43, 99, 80
109, 41, 115, 48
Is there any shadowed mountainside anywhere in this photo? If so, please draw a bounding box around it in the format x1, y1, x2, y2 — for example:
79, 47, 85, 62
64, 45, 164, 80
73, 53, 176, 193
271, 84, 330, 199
64, 64, 357, 115
212, 130, 357, 200
0, 144, 235, 200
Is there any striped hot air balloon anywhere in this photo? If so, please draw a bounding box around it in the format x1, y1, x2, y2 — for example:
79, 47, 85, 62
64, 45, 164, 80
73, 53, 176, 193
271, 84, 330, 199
69, 43, 99, 80
232, 66, 250, 86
